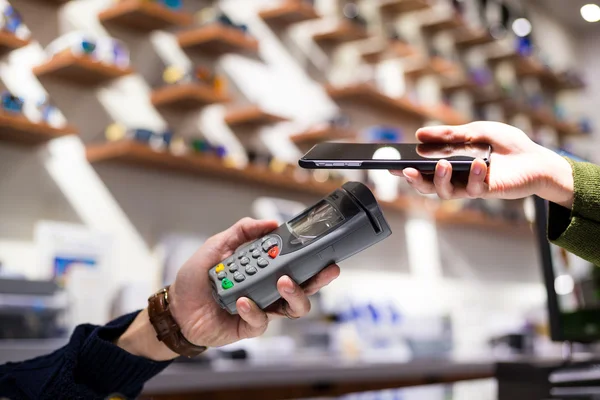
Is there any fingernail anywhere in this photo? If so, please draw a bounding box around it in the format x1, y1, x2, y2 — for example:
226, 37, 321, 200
405, 177, 413, 184
239, 301, 250, 313
436, 164, 447, 177
473, 164, 482, 175
284, 281, 295, 294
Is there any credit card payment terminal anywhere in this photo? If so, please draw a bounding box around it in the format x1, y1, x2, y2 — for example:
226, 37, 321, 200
208, 182, 392, 314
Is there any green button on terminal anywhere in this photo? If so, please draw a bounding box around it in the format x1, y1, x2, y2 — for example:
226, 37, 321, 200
221, 278, 234, 290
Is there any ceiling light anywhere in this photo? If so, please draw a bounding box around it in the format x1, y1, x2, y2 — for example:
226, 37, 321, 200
581, 4, 600, 23
512, 18, 532, 37
555, 275, 575, 296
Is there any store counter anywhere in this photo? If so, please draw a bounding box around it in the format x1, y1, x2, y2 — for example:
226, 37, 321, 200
141, 357, 494, 399
0, 340, 493, 399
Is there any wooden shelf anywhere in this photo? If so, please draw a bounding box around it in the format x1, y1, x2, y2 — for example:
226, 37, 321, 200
313, 21, 369, 45
405, 57, 460, 80
151, 83, 229, 110
454, 28, 494, 49
33, 52, 133, 85
362, 40, 419, 63
0, 31, 30, 55
326, 83, 467, 125
0, 112, 76, 146
442, 79, 478, 95
488, 52, 585, 91
473, 89, 582, 136
177, 24, 259, 57
488, 52, 543, 76
259, 1, 319, 27
380, 0, 431, 15
326, 83, 430, 120
435, 209, 531, 233
430, 105, 469, 125
422, 14, 465, 35
86, 140, 415, 214
291, 127, 356, 146
225, 105, 288, 128
99, 0, 192, 31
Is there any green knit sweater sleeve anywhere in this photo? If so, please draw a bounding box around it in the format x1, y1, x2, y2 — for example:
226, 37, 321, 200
548, 159, 600, 266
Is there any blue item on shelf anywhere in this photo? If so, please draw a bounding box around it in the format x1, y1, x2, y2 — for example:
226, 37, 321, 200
2, 5, 23, 34
579, 118, 593, 135
365, 126, 403, 143
1, 92, 24, 113
161, 0, 182, 10
469, 67, 493, 87
132, 128, 154, 143
80, 39, 97, 54
516, 36, 533, 57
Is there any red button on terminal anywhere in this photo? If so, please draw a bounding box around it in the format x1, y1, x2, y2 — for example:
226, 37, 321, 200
268, 246, 279, 259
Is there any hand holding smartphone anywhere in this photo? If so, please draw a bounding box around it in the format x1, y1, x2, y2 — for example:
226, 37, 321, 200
298, 142, 491, 172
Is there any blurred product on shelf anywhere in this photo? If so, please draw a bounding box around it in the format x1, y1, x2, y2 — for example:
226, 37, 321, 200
0, 278, 68, 339
36, 97, 64, 127
162, 65, 227, 95
311, 114, 352, 132
341, 1, 367, 28
1, 91, 24, 114
0, 3, 28, 40
190, 137, 227, 159
362, 125, 403, 143
45, 32, 131, 69
127, 0, 183, 10
196, 6, 249, 35
105, 123, 173, 151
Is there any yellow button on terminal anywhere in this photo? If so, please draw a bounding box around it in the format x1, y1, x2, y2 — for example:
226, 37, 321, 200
215, 263, 225, 273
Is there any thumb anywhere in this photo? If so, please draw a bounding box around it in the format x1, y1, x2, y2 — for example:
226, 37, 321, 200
223, 217, 279, 251
416, 124, 490, 144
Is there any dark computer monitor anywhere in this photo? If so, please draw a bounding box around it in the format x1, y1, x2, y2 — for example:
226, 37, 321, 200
534, 154, 600, 343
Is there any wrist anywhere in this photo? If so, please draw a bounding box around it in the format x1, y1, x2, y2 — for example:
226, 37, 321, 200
538, 150, 574, 209
116, 308, 179, 361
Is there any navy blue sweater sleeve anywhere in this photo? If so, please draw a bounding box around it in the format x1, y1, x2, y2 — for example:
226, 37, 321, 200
0, 311, 172, 400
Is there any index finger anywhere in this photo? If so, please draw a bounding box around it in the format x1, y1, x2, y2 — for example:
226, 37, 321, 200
416, 125, 472, 144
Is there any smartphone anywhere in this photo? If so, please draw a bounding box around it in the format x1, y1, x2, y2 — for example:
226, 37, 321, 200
298, 142, 491, 172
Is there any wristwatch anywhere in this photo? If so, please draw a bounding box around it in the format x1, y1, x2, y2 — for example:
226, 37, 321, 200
147, 286, 207, 358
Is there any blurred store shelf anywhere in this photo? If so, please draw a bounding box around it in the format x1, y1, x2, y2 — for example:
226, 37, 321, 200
362, 40, 419, 63
441, 78, 478, 95
0, 339, 67, 364
404, 56, 461, 80
290, 126, 356, 147
0, 31, 30, 56
379, 0, 432, 15
259, 0, 320, 28
0, 113, 76, 146
99, 0, 193, 31
487, 52, 584, 91
430, 104, 469, 125
225, 105, 288, 128
313, 21, 369, 45
85, 140, 416, 214
177, 24, 259, 57
151, 84, 229, 110
473, 88, 583, 137
422, 14, 465, 35
141, 358, 494, 398
33, 52, 134, 86
326, 83, 469, 125
435, 209, 531, 233
326, 83, 432, 121
454, 27, 495, 49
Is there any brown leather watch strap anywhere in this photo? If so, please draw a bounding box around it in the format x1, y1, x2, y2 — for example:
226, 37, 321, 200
147, 286, 207, 358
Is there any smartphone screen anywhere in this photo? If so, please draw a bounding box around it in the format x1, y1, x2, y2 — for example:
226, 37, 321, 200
299, 142, 491, 171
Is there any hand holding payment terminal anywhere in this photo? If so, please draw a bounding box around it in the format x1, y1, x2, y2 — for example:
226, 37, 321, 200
208, 182, 392, 314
